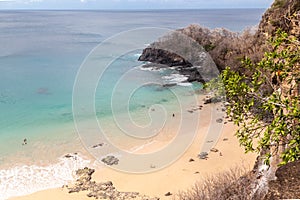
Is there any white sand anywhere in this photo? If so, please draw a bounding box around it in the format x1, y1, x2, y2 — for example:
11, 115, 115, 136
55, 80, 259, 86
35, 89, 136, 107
11, 97, 257, 200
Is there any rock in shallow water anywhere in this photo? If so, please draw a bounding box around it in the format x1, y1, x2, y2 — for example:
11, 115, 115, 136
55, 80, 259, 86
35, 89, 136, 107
101, 155, 119, 166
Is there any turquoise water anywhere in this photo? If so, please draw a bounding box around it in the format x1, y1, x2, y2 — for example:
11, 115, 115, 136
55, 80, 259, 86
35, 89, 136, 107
0, 9, 265, 199
0, 9, 265, 155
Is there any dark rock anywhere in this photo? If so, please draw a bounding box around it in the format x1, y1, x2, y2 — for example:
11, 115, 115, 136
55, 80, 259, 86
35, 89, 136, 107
198, 152, 208, 159
204, 97, 223, 105
162, 83, 177, 87
138, 40, 218, 84
139, 48, 192, 68
64, 154, 73, 158
165, 192, 172, 196
210, 148, 219, 153
68, 188, 80, 193
87, 193, 94, 198
223, 138, 229, 141
203, 98, 212, 104
101, 156, 119, 166
76, 167, 95, 177
92, 143, 104, 149
216, 118, 223, 123
189, 158, 195, 162
102, 181, 113, 186
150, 164, 156, 168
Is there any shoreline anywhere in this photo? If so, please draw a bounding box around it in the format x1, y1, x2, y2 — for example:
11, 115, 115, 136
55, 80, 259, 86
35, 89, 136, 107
9, 95, 257, 200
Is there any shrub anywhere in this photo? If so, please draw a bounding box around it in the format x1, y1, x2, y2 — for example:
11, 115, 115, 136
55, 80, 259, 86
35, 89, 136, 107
176, 166, 256, 200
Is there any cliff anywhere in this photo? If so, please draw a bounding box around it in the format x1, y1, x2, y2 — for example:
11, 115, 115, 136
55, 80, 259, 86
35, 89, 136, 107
264, 160, 300, 199
256, 0, 300, 40
138, 0, 300, 83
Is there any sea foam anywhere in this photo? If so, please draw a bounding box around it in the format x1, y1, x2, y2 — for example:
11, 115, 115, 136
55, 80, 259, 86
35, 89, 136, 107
162, 73, 188, 86
0, 153, 90, 200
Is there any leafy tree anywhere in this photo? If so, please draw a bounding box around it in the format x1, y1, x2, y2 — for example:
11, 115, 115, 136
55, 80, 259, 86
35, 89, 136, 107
207, 29, 300, 166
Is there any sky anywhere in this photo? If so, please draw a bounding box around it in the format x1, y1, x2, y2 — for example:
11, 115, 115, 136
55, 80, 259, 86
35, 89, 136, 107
0, 0, 274, 10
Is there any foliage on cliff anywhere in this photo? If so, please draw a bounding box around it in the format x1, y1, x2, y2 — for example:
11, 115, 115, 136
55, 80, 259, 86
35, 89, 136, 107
178, 25, 258, 72
219, 29, 300, 165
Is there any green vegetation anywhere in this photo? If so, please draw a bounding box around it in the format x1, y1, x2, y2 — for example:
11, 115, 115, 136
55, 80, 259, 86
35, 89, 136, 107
203, 43, 216, 51
206, 30, 300, 166
273, 0, 286, 8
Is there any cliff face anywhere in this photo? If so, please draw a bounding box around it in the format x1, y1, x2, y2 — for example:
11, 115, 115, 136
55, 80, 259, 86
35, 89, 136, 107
138, 26, 246, 80
256, 0, 300, 40
264, 160, 300, 199
138, 0, 300, 83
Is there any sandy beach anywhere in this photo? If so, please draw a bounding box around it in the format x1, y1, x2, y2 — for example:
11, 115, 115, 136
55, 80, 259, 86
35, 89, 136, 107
11, 96, 257, 200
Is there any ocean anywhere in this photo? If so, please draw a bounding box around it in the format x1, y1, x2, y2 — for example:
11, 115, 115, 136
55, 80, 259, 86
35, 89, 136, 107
0, 9, 265, 199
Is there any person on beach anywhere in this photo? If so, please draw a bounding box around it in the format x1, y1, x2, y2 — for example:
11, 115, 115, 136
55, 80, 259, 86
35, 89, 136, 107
172, 113, 175, 117
22, 138, 27, 145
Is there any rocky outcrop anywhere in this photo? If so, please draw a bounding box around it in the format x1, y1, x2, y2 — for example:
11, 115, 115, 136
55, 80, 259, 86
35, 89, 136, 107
139, 0, 300, 84
256, 0, 300, 40
138, 25, 258, 83
264, 160, 300, 199
139, 29, 221, 83
139, 48, 192, 68
138, 27, 242, 83
139, 48, 206, 82
66, 167, 158, 200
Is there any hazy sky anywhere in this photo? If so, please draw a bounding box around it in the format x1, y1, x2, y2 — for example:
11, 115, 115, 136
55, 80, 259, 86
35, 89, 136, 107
0, 0, 274, 10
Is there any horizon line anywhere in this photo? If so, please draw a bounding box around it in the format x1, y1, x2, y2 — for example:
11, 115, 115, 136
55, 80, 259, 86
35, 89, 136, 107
0, 7, 268, 11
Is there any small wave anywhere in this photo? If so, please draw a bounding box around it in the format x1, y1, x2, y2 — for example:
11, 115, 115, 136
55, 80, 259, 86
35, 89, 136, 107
133, 53, 142, 58
0, 153, 90, 200
129, 140, 156, 153
177, 82, 193, 87
138, 65, 164, 72
162, 73, 188, 84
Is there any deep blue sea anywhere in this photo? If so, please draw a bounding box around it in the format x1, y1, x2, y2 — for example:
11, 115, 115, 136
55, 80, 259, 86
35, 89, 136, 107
0, 9, 265, 199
